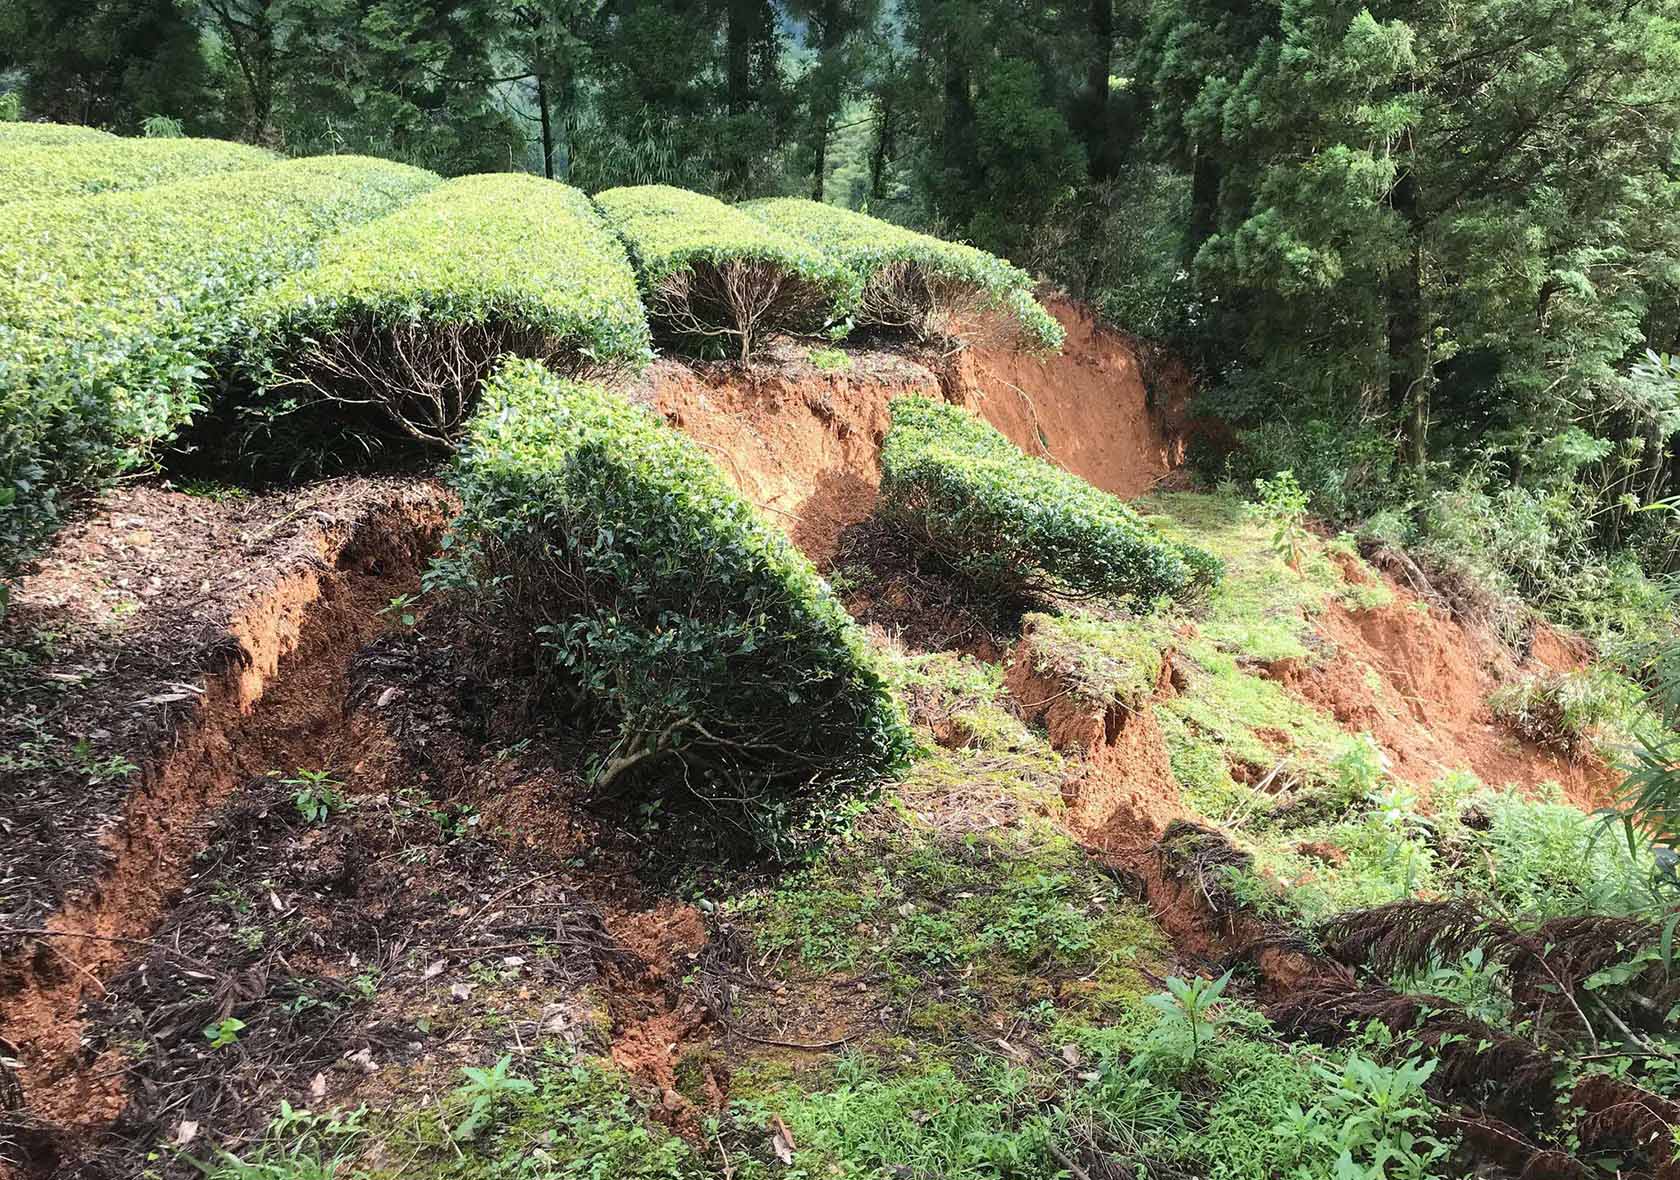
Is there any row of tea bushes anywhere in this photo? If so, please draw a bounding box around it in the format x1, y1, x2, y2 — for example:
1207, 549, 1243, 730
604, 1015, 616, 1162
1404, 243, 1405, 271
232, 173, 650, 459
741, 198, 1065, 351
879, 396, 1221, 605
444, 358, 913, 857
595, 184, 857, 361
0, 136, 276, 204
0, 155, 439, 569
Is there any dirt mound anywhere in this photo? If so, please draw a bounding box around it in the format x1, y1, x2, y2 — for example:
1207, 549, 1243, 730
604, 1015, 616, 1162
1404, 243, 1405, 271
1003, 631, 1187, 847
1282, 589, 1621, 809
646, 301, 1186, 567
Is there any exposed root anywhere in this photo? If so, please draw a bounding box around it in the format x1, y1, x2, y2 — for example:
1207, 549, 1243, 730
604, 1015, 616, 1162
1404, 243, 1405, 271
650, 259, 836, 361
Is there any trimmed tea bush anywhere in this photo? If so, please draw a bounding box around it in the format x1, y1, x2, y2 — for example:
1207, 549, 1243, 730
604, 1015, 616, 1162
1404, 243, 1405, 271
0, 137, 275, 204
241, 173, 650, 450
0, 121, 116, 147
879, 396, 1220, 604
446, 358, 912, 856
594, 184, 856, 360
0, 155, 439, 571
741, 197, 1064, 351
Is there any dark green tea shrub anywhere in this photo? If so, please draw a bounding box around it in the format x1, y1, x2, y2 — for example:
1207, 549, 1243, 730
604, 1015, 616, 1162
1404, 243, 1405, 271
242, 172, 650, 450
741, 197, 1064, 351
595, 184, 856, 360
0, 136, 274, 204
0, 155, 439, 571
446, 358, 912, 857
879, 396, 1220, 604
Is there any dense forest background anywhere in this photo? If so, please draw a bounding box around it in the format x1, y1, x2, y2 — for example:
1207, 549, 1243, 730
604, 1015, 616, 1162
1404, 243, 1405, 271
2, 0, 1678, 653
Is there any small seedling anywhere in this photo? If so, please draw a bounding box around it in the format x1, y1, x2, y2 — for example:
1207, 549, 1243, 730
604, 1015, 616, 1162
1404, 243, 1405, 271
449, 1054, 535, 1142
1252, 469, 1311, 570
379, 593, 419, 627
1145, 971, 1231, 1062
203, 1017, 246, 1049
282, 768, 345, 823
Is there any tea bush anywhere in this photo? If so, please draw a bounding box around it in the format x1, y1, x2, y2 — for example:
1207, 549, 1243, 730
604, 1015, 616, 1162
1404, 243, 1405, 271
878, 396, 1220, 605
594, 184, 855, 360
0, 121, 116, 147
0, 137, 275, 204
739, 197, 1064, 351
0, 155, 439, 572
237, 173, 650, 455
445, 358, 912, 857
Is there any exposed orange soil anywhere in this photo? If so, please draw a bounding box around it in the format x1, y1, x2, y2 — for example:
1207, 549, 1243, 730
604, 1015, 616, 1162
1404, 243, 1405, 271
0, 487, 448, 1139
950, 298, 1190, 497
1285, 591, 1621, 811
647, 300, 1186, 565
1003, 631, 1188, 845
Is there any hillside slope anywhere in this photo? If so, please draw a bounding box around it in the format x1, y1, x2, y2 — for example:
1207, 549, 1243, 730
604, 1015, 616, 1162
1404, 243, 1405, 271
0, 303, 1670, 1180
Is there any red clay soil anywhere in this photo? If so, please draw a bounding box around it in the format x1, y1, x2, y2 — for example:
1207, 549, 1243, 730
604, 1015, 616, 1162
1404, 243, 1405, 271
646, 301, 1186, 566
1278, 587, 1622, 810
601, 903, 719, 1130
0, 482, 449, 1143
1002, 634, 1189, 849
951, 298, 1190, 498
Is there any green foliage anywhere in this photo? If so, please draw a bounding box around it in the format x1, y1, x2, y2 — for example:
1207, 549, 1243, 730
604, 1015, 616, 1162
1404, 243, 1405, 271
203, 1016, 247, 1048
595, 184, 856, 359
0, 155, 439, 573
1488, 669, 1623, 757
878, 396, 1220, 605
448, 1055, 535, 1143
140, 113, 183, 138
1017, 611, 1172, 710
1143, 972, 1232, 1065
233, 172, 650, 461
1251, 469, 1312, 569
1276, 1055, 1453, 1180
444, 359, 911, 859
733, 1053, 1063, 1178
194, 1101, 369, 1180
0, 93, 20, 122
740, 197, 1064, 350
282, 769, 346, 825
0, 136, 272, 204
0, 121, 117, 146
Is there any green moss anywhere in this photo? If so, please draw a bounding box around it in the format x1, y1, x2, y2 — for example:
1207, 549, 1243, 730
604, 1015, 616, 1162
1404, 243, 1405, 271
1138, 492, 1389, 664
884, 648, 1034, 752
1161, 632, 1347, 781
1020, 610, 1172, 709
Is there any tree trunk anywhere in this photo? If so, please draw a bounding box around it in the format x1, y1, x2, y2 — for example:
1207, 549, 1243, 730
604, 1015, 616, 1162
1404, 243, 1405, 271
727, 0, 753, 115
812, 117, 828, 199
1186, 148, 1219, 270
1083, 0, 1114, 180
1387, 168, 1428, 467
869, 92, 894, 201
535, 71, 555, 179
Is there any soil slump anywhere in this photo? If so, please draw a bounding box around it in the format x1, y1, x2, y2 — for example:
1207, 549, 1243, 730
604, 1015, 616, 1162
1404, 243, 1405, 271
0, 483, 449, 1159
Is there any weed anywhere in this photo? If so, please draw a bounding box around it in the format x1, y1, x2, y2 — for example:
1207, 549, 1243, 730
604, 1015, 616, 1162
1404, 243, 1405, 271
281, 769, 345, 824
203, 1017, 246, 1049
1143, 972, 1232, 1066
448, 1055, 534, 1142
808, 345, 851, 371
377, 593, 419, 627
192, 1101, 368, 1179
1252, 469, 1312, 570
1276, 1054, 1453, 1180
